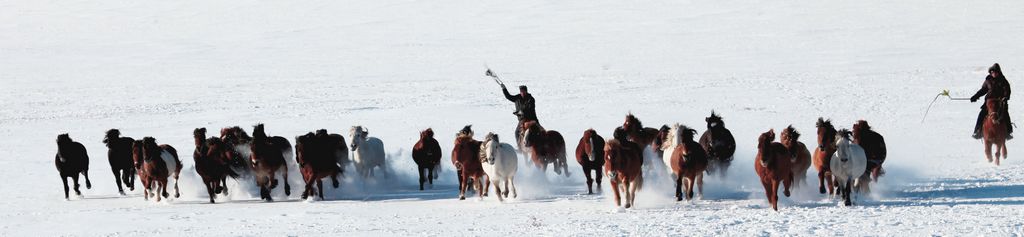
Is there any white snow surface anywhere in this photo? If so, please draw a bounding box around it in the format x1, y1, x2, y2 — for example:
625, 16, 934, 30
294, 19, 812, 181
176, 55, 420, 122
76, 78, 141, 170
2, 0, 1024, 236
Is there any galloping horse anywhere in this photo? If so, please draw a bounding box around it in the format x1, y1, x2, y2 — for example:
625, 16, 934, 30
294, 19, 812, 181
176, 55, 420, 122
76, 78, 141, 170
453, 128, 487, 200
663, 124, 708, 201
605, 127, 644, 208
220, 126, 254, 177
250, 124, 292, 201
103, 129, 136, 195
480, 133, 519, 202
813, 118, 838, 195
55, 134, 92, 200
137, 137, 182, 202
983, 99, 1010, 165
575, 129, 605, 194
831, 129, 867, 206
412, 128, 442, 190
852, 120, 886, 183
295, 130, 345, 200
622, 114, 666, 176
193, 128, 239, 203
754, 129, 793, 211
350, 126, 387, 179
699, 112, 736, 178
521, 120, 569, 177
780, 125, 812, 189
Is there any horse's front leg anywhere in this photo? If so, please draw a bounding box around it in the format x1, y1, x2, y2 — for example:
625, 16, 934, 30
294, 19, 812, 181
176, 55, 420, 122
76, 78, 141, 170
985, 140, 994, 163
204, 181, 216, 203
418, 167, 426, 191
611, 180, 622, 207
509, 177, 518, 198
281, 166, 291, 196
583, 168, 594, 194
71, 174, 82, 196
492, 179, 504, 202
60, 175, 70, 200
674, 174, 683, 201
112, 169, 125, 195
317, 179, 325, 201
623, 181, 632, 208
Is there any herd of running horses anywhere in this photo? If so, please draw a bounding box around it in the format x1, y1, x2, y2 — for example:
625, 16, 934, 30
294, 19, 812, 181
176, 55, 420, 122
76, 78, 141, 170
52, 106, 1011, 210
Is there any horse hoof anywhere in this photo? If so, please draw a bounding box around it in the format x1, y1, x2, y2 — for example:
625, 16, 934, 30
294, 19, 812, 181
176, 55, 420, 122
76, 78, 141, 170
784, 190, 791, 197
174, 193, 180, 198
119, 191, 126, 196
459, 196, 466, 200
819, 187, 826, 194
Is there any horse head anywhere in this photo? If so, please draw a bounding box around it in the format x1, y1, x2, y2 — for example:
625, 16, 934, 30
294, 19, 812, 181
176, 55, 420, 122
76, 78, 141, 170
583, 129, 602, 162
986, 99, 1004, 124
480, 133, 499, 165
103, 129, 121, 146
458, 125, 474, 138
816, 118, 837, 152
706, 111, 725, 129
835, 129, 853, 162
653, 125, 670, 152
421, 128, 435, 140
193, 127, 207, 148
623, 113, 643, 135
349, 126, 368, 151
141, 137, 161, 162
131, 140, 144, 169
852, 120, 872, 142
757, 129, 776, 167
522, 121, 541, 147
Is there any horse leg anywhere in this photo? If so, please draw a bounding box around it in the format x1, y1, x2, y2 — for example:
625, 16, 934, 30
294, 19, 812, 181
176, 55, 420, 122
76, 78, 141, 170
112, 169, 125, 195
173, 173, 181, 198
595, 169, 603, 192
612, 180, 622, 207
844, 179, 853, 206
770, 179, 780, 211
71, 174, 82, 196
502, 178, 510, 197
126, 169, 136, 191
510, 176, 518, 198
817, 170, 827, 194
205, 181, 216, 203
492, 179, 504, 202
985, 140, 994, 163
61, 175, 70, 200
476, 176, 485, 200
458, 173, 467, 200
221, 176, 229, 195
302, 175, 314, 200
783, 171, 793, 197
281, 166, 291, 196
418, 167, 426, 191
583, 168, 594, 194
826, 172, 835, 196
696, 173, 705, 200
623, 181, 632, 208
483, 178, 491, 197
674, 174, 683, 201
161, 179, 170, 199
685, 176, 695, 201
317, 179, 325, 201
561, 158, 571, 177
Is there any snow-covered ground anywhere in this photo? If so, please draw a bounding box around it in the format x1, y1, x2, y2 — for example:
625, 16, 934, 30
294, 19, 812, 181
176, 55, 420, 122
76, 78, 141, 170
2, 0, 1023, 235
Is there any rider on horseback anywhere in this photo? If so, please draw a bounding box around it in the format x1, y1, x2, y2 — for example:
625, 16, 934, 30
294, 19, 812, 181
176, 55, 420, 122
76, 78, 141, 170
971, 63, 1013, 140
501, 84, 538, 144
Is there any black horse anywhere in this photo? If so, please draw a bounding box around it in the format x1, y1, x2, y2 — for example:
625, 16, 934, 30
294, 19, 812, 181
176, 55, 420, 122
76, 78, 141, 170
103, 129, 136, 195
56, 134, 92, 200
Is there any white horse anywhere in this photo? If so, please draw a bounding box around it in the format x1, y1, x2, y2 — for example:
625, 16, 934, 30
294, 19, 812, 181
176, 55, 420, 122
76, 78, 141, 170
480, 133, 518, 202
830, 129, 867, 206
350, 126, 387, 179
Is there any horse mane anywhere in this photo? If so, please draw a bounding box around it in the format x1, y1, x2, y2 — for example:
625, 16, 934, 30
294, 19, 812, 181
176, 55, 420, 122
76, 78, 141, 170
838, 129, 852, 140
457, 125, 474, 139
613, 127, 628, 141
141, 137, 161, 160
104, 129, 121, 144
678, 125, 698, 142
483, 132, 499, 144
706, 111, 724, 129
816, 118, 834, 131
757, 130, 775, 151
57, 133, 73, 144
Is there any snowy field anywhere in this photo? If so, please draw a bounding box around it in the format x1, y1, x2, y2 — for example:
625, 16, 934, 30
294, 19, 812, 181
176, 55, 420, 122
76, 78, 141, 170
2, 0, 1023, 236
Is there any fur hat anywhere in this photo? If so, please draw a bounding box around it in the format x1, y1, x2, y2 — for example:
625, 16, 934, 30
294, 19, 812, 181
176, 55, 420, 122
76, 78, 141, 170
989, 63, 1002, 74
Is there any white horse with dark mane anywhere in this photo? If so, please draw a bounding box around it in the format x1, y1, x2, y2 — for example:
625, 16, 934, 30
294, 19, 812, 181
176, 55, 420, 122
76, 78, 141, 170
831, 129, 867, 206
480, 133, 518, 201
350, 126, 387, 179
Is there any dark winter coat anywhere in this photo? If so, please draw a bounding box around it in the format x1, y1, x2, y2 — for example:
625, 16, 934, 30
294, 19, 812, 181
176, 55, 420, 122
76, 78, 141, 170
502, 87, 537, 121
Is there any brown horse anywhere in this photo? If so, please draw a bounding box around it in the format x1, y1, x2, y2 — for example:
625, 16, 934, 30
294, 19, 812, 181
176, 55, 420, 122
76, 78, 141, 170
605, 127, 644, 208
193, 128, 239, 203
622, 113, 661, 147
55, 134, 92, 200
103, 129, 136, 195
699, 112, 736, 178
666, 124, 709, 201
755, 129, 793, 211
575, 129, 606, 194
521, 120, 569, 177
852, 120, 886, 183
413, 128, 442, 190
813, 118, 837, 195
651, 125, 671, 159
983, 99, 1009, 165
295, 130, 344, 200
780, 125, 812, 189
220, 126, 254, 177
250, 124, 292, 201
137, 137, 182, 202
453, 127, 487, 200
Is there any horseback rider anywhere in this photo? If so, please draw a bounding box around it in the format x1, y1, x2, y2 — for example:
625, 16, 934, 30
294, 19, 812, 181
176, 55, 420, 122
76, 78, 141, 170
501, 84, 538, 146
971, 63, 1013, 140
501, 84, 537, 122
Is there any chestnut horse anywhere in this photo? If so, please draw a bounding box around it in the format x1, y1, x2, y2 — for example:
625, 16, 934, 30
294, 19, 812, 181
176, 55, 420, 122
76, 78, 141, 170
622, 113, 660, 147
453, 129, 487, 200
813, 118, 838, 195
780, 125, 812, 189
136, 137, 182, 202
699, 112, 736, 178
983, 99, 1009, 165
521, 120, 569, 177
103, 129, 136, 195
754, 129, 793, 211
664, 124, 709, 201
575, 129, 606, 194
605, 127, 644, 208
193, 128, 239, 203
55, 134, 92, 200
853, 120, 886, 183
295, 130, 345, 200
412, 128, 442, 190
250, 124, 292, 201
220, 126, 254, 177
